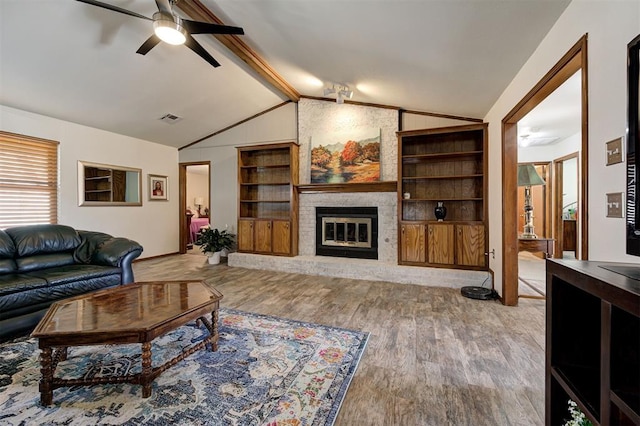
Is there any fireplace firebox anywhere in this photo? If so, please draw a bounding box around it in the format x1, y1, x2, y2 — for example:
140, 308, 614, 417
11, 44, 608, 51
315, 207, 378, 259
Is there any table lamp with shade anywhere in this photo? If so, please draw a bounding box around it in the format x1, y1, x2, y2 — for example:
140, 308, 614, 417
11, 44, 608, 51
194, 197, 204, 216
517, 164, 546, 239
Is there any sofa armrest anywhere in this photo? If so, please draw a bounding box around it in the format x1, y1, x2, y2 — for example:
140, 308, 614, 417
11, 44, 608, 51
93, 238, 143, 284
75, 231, 143, 284
93, 237, 142, 266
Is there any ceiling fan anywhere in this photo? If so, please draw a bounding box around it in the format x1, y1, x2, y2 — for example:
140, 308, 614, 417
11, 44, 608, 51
76, 0, 244, 68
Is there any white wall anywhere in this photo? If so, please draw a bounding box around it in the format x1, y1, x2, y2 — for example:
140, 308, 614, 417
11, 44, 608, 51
186, 169, 209, 215
179, 102, 297, 231
402, 112, 477, 131
485, 0, 640, 291
563, 157, 579, 215
0, 105, 179, 258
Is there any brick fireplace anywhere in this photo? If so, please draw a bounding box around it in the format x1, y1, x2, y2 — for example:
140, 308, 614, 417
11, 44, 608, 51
298, 191, 397, 262
228, 187, 488, 287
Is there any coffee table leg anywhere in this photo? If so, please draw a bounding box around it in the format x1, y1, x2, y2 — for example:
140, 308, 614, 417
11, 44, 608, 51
141, 342, 152, 398
211, 309, 219, 352
39, 346, 53, 406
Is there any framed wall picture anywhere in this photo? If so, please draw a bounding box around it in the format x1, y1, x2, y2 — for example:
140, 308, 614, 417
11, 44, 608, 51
310, 127, 381, 183
149, 174, 168, 201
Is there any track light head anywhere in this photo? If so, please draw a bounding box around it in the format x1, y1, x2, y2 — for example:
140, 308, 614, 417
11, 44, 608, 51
324, 83, 353, 104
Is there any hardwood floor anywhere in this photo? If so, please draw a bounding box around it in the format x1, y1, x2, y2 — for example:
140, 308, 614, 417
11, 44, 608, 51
134, 254, 546, 425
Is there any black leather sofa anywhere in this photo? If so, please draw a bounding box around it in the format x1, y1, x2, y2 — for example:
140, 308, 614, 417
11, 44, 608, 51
0, 224, 143, 340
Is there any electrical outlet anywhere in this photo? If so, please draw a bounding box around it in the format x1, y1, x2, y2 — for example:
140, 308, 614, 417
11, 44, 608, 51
606, 192, 624, 218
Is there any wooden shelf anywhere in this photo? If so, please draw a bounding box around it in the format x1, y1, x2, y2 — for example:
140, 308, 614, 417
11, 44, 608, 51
240, 200, 290, 203
402, 174, 483, 180
239, 164, 290, 169
546, 259, 640, 425
237, 142, 299, 256
240, 182, 291, 186
402, 197, 483, 202
296, 181, 397, 194
397, 124, 488, 270
402, 150, 483, 162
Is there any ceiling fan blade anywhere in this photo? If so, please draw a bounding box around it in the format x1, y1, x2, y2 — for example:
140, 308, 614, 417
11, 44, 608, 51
136, 35, 161, 55
184, 34, 221, 68
154, 0, 172, 15
76, 0, 151, 21
183, 20, 244, 35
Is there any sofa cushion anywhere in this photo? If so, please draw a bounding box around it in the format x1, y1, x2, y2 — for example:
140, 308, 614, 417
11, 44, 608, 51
0, 229, 16, 258
0, 259, 17, 274
5, 224, 81, 257
0, 273, 48, 297
0, 275, 121, 318
15, 253, 76, 272
27, 264, 120, 286
0, 230, 17, 274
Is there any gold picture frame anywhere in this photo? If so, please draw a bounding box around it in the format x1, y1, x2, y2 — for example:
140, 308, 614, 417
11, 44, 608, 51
149, 174, 168, 201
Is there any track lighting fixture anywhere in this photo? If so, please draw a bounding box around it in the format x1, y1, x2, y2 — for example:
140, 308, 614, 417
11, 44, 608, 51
324, 83, 353, 104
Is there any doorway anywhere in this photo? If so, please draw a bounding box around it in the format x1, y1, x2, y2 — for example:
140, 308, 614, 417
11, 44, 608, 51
179, 162, 211, 254
554, 153, 579, 260
502, 35, 589, 306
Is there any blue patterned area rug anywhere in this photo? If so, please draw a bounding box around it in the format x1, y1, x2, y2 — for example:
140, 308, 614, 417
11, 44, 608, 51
0, 308, 369, 425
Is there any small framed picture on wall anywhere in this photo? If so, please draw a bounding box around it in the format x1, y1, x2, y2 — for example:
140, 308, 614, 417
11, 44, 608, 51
149, 174, 168, 201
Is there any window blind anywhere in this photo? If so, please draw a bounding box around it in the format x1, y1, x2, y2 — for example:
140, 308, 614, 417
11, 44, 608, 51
0, 131, 59, 229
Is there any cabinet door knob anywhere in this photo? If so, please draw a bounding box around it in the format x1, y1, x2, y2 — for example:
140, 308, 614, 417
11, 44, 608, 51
401, 226, 405, 233
267, 222, 271, 229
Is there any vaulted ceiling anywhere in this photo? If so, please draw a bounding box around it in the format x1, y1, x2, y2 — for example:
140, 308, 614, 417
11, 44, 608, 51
0, 0, 570, 148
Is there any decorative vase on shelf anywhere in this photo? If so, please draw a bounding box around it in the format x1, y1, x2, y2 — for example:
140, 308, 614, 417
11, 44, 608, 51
434, 201, 447, 222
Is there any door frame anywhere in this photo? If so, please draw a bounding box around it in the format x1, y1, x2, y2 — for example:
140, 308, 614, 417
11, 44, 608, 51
179, 161, 211, 254
501, 35, 589, 306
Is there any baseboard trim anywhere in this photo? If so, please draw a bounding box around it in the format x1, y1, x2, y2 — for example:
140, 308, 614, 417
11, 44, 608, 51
134, 252, 180, 262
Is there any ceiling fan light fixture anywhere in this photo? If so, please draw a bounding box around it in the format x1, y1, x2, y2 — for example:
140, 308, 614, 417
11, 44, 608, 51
153, 13, 187, 45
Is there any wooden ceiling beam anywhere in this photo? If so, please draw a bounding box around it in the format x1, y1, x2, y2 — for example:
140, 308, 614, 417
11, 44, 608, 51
177, 0, 300, 102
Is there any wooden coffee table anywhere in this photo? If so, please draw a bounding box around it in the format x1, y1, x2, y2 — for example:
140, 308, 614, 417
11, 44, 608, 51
30, 280, 223, 406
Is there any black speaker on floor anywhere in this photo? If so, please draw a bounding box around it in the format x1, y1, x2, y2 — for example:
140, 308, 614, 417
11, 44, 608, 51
461, 286, 499, 300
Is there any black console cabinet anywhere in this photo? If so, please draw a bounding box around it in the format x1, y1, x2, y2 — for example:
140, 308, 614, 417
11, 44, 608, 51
546, 259, 640, 425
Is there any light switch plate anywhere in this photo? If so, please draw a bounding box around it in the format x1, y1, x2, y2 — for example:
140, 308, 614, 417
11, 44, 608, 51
606, 137, 624, 165
606, 192, 624, 218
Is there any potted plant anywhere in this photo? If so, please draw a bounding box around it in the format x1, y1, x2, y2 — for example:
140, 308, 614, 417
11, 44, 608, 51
197, 227, 235, 265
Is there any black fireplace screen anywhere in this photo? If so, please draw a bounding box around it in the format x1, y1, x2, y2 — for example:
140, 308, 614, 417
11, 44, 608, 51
315, 207, 378, 259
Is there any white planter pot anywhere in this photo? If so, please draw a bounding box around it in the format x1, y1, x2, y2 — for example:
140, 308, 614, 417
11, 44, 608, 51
207, 251, 222, 265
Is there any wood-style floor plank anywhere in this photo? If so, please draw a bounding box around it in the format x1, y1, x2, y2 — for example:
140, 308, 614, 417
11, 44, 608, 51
134, 254, 546, 425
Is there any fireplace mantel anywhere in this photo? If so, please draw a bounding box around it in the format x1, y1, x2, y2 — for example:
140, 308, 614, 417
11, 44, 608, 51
296, 181, 397, 194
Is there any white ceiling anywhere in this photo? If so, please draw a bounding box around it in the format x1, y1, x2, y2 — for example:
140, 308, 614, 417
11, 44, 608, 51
0, 0, 571, 149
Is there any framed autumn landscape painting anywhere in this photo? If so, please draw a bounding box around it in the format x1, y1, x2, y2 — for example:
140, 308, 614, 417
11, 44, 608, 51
310, 127, 381, 183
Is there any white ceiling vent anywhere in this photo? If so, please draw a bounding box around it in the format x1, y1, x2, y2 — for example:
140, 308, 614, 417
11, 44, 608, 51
159, 113, 182, 124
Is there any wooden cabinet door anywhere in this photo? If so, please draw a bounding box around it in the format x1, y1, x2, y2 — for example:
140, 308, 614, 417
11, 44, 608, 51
400, 223, 426, 263
238, 220, 254, 252
456, 224, 486, 267
428, 223, 455, 264
272, 220, 291, 255
254, 220, 272, 253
